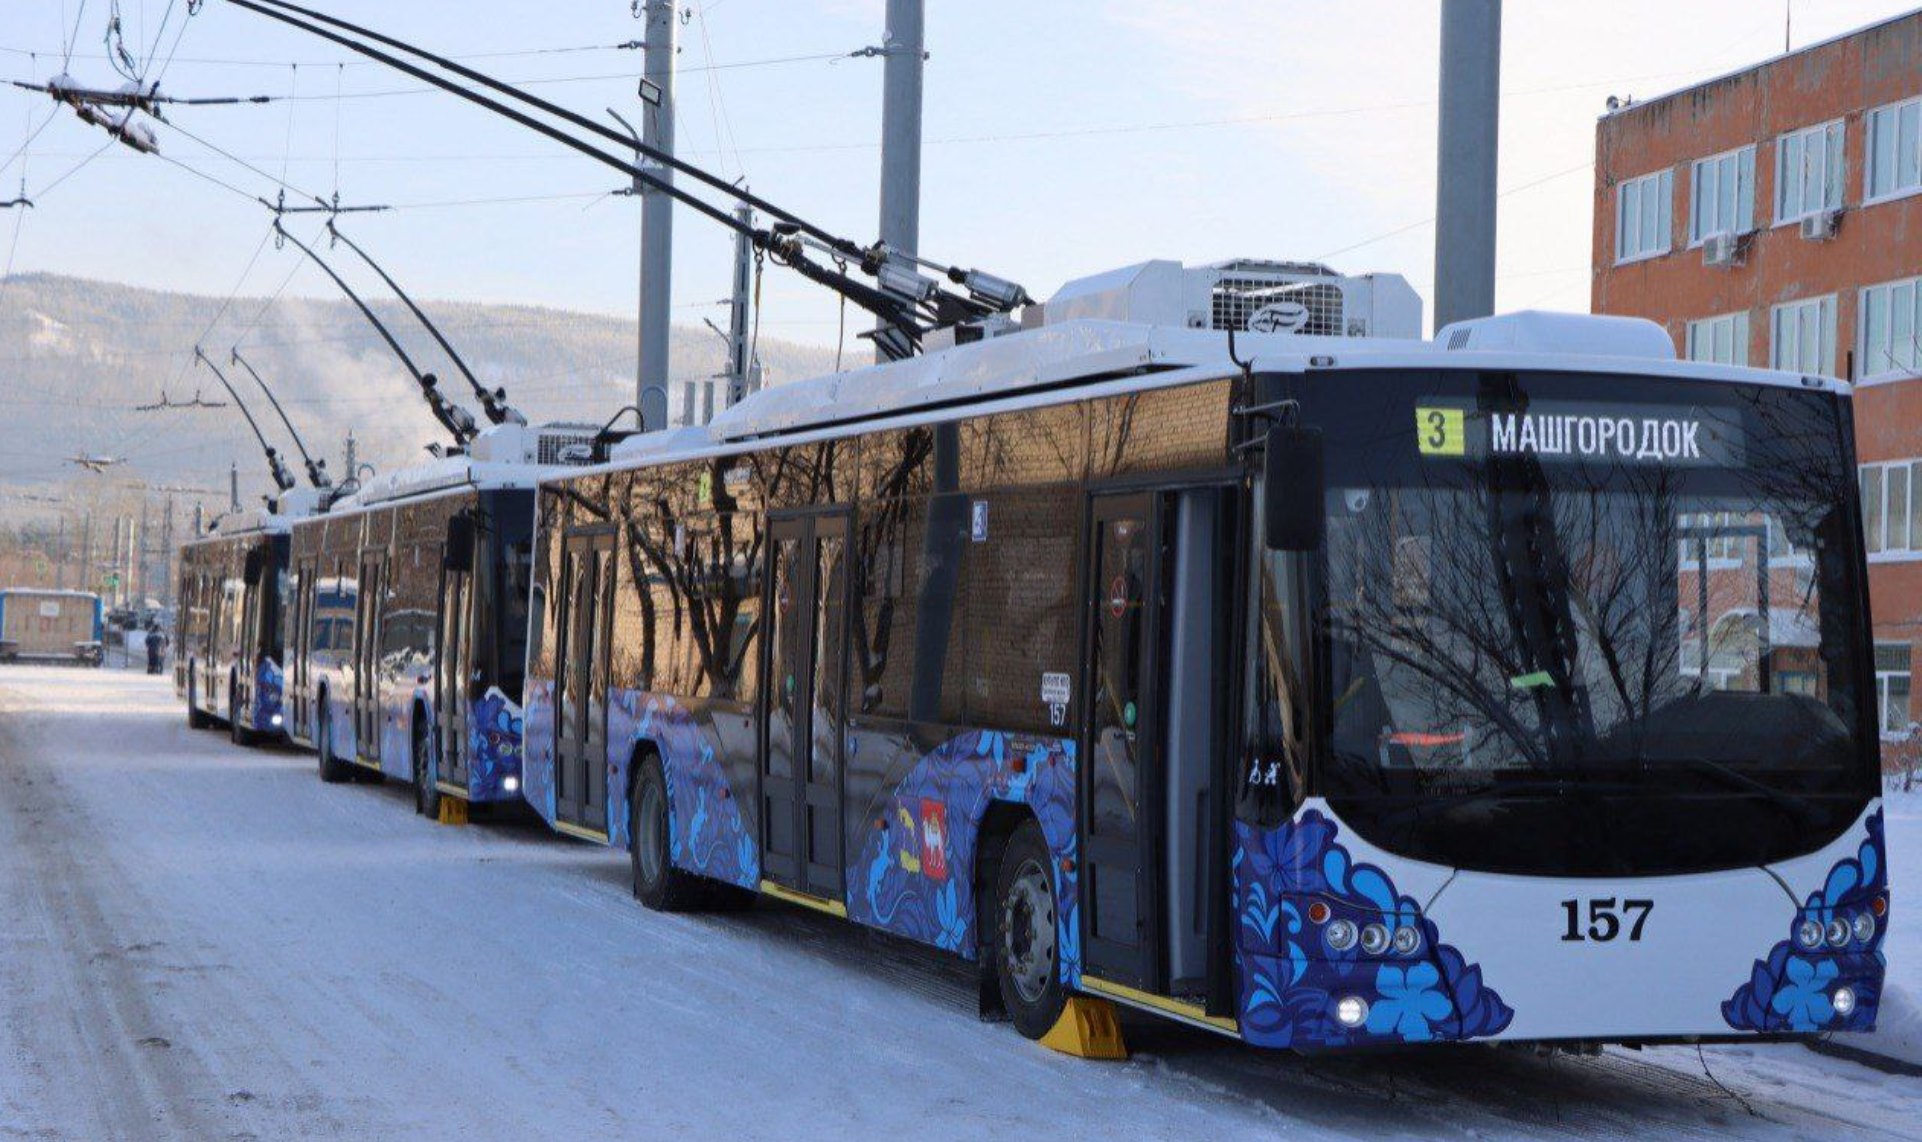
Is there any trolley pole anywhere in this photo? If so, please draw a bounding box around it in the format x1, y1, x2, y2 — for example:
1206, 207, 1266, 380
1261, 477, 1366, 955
875, 0, 925, 362
636, 0, 677, 430
1433, 0, 1501, 332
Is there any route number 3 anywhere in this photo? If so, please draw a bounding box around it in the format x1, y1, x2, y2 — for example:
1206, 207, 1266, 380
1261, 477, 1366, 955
1560, 898, 1653, 942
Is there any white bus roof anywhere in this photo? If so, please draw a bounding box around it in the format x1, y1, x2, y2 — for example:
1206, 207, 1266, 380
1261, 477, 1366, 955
599, 310, 1845, 473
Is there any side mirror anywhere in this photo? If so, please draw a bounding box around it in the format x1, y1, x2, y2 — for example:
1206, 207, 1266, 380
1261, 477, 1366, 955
1263, 425, 1326, 552
444, 514, 477, 572
242, 548, 265, 586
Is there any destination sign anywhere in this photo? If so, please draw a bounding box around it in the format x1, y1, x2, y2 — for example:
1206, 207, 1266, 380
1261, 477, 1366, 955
1415, 400, 1744, 466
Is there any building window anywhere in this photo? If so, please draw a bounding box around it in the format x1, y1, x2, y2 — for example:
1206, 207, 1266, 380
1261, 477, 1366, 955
1615, 169, 1673, 263
1770, 295, 1837, 376
1690, 146, 1756, 243
1876, 643, 1912, 737
1860, 277, 1922, 381
1685, 312, 1750, 366
1860, 459, 1922, 555
1867, 97, 1922, 204
1775, 120, 1845, 223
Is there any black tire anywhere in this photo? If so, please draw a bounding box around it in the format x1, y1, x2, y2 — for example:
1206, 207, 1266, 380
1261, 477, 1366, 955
993, 819, 1068, 1040
630, 754, 707, 911
413, 714, 441, 819
316, 698, 352, 784
187, 671, 213, 730
228, 674, 256, 747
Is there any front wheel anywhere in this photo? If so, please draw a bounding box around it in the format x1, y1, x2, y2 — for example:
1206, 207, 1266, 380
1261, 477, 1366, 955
994, 819, 1068, 1040
630, 755, 707, 911
316, 699, 352, 784
413, 719, 441, 818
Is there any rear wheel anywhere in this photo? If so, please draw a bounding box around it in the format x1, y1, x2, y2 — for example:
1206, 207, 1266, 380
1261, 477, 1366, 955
630, 754, 707, 911
316, 698, 352, 784
413, 715, 441, 818
994, 819, 1068, 1040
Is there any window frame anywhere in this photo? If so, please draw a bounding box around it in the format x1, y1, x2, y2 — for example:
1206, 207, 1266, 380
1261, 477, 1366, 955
1858, 275, 1922, 384
1861, 458, 1922, 560
1875, 641, 1913, 739
1770, 294, 1839, 378
1773, 119, 1847, 226
1866, 95, 1922, 207
1685, 311, 1751, 366
1614, 168, 1674, 265
1688, 145, 1757, 246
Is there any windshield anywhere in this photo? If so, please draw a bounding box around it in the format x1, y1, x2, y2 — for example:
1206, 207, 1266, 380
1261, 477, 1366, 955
1257, 369, 1874, 876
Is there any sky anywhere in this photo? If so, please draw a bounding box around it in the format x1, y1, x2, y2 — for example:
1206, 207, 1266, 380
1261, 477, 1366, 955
1, 0, 1919, 352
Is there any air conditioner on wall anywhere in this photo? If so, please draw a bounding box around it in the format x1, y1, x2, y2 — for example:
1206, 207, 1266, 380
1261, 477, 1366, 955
1702, 232, 1741, 268
1800, 209, 1841, 241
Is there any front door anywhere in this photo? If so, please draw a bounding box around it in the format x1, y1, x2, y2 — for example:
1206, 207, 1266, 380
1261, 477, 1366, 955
758, 513, 850, 900
554, 529, 615, 832
354, 551, 385, 761
1079, 493, 1169, 990
292, 558, 317, 736
436, 545, 473, 792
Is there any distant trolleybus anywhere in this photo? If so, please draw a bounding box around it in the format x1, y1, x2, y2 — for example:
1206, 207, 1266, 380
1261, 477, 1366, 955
285, 426, 570, 816
521, 260, 1885, 1052
176, 511, 291, 744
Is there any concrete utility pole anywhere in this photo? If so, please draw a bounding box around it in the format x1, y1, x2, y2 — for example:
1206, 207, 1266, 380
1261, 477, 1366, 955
229, 463, 241, 514
724, 203, 759, 409
160, 497, 175, 608
53, 516, 65, 590
636, 0, 677, 430
876, 0, 925, 362
79, 511, 93, 594
1433, 0, 1502, 332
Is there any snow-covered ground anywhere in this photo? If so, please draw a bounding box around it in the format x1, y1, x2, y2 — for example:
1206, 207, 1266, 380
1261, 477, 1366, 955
2, 665, 1921, 1141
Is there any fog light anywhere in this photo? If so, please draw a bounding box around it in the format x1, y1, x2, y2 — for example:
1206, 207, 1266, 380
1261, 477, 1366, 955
1325, 919, 1358, 952
1833, 986, 1857, 1018
1826, 918, 1850, 948
1852, 912, 1876, 944
1360, 923, 1391, 956
1796, 919, 1824, 950
1335, 995, 1370, 1029
503, 776, 521, 793
1392, 926, 1423, 956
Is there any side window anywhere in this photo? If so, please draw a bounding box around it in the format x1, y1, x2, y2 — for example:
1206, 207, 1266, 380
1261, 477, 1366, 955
958, 490, 1077, 733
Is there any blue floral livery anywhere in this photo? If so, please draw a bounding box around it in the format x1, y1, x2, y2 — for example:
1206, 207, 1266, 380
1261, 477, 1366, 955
251, 655, 285, 736
1723, 809, 1888, 1034
1234, 808, 1514, 1048
466, 686, 526, 802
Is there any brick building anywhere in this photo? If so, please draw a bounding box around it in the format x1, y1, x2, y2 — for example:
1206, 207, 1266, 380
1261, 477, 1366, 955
1591, 11, 1922, 765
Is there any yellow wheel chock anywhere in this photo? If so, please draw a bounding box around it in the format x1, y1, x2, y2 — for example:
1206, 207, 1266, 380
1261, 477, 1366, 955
1040, 996, 1128, 1060
437, 797, 469, 826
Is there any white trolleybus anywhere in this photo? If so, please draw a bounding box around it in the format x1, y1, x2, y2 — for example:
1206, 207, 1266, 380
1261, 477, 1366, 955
518, 259, 1886, 1053
287, 421, 587, 817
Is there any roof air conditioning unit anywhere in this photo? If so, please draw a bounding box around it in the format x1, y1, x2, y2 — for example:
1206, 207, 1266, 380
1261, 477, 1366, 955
1040, 259, 1423, 339
1702, 231, 1741, 268
1800, 209, 1841, 241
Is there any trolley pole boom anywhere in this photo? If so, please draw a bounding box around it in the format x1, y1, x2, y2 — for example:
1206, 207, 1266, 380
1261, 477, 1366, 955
228, 347, 332, 489
194, 346, 297, 494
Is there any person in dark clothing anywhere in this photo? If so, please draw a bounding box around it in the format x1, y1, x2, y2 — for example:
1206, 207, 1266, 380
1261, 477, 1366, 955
145, 625, 166, 675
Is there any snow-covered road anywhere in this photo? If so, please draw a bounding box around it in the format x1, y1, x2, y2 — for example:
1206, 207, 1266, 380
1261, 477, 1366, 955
2, 665, 1919, 1141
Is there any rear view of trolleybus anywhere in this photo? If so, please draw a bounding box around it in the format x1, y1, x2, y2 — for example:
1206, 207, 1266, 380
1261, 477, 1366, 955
521, 260, 1885, 1053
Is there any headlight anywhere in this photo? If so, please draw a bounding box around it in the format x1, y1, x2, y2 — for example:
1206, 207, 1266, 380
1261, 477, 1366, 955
1325, 919, 1358, 952
1335, 995, 1370, 1028
1851, 912, 1876, 944
503, 775, 521, 793
1832, 986, 1857, 1018
1360, 923, 1391, 956
1796, 919, 1825, 950
270, 713, 284, 727
1392, 926, 1423, 956
1826, 918, 1850, 948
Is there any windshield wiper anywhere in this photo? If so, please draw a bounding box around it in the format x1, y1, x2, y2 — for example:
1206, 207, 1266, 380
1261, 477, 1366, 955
1665, 757, 1821, 827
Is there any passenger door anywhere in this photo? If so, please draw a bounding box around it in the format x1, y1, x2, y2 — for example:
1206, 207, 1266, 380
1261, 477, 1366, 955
553, 529, 615, 833
757, 513, 850, 902
436, 534, 473, 793
1077, 487, 1234, 1004
354, 550, 385, 761
292, 558, 317, 737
